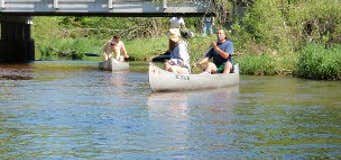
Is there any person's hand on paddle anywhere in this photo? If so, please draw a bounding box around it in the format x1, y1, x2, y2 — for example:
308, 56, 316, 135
124, 54, 130, 61
211, 41, 218, 49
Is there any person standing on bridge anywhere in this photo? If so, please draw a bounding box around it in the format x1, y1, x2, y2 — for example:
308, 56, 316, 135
103, 35, 129, 61
202, 16, 215, 36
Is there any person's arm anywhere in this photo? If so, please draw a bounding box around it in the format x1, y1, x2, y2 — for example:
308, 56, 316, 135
197, 47, 213, 65
198, 57, 209, 65
102, 43, 108, 60
212, 42, 230, 59
104, 41, 111, 54
119, 42, 128, 58
102, 43, 107, 55
168, 39, 174, 52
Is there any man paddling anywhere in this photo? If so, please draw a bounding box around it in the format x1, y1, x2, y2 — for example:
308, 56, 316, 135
197, 29, 234, 74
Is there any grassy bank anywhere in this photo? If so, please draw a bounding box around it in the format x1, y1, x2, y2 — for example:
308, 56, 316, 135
34, 35, 340, 80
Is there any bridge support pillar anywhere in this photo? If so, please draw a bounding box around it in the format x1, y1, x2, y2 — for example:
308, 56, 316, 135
0, 16, 35, 63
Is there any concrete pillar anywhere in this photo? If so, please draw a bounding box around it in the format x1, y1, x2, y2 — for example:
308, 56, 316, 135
0, 16, 35, 63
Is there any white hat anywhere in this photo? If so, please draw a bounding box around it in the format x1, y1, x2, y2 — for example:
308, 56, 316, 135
168, 28, 181, 42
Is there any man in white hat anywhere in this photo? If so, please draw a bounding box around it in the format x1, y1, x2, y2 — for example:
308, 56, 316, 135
165, 30, 190, 74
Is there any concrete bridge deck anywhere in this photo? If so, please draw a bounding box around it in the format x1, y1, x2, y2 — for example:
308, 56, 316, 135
0, 0, 214, 62
0, 0, 212, 16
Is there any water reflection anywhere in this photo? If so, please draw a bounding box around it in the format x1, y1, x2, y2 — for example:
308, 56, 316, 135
147, 87, 239, 159
110, 71, 128, 87
0, 64, 34, 80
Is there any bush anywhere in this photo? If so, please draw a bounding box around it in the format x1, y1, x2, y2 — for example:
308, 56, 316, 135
37, 38, 102, 60
288, 0, 341, 47
37, 45, 55, 60
238, 0, 293, 54
236, 54, 277, 75
295, 44, 341, 80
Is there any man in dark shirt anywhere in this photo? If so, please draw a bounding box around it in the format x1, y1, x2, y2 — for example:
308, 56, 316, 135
197, 29, 234, 74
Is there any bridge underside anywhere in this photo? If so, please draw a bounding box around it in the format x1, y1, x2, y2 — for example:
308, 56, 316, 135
0, 16, 34, 63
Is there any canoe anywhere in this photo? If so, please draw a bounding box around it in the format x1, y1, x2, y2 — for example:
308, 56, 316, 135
148, 63, 239, 92
98, 59, 129, 71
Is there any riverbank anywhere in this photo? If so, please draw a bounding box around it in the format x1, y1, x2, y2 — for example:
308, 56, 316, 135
35, 35, 341, 80
32, 0, 340, 80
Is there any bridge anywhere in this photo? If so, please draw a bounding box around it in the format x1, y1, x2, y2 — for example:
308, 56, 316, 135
0, 0, 214, 62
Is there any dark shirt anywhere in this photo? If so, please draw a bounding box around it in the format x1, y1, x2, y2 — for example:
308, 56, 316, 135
205, 40, 234, 66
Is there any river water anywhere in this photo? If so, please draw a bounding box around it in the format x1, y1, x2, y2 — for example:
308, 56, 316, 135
0, 61, 340, 159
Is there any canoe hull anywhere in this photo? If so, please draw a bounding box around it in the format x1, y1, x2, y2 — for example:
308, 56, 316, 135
99, 59, 129, 71
149, 63, 239, 92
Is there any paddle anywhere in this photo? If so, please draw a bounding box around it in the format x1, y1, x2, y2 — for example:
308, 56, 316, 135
84, 52, 100, 57
124, 57, 131, 62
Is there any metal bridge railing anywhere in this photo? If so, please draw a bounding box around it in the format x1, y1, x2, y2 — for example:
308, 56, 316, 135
0, 0, 206, 9
0, 0, 211, 16
108, 0, 113, 9
53, 0, 58, 9
1, 0, 5, 9
49, 0, 168, 10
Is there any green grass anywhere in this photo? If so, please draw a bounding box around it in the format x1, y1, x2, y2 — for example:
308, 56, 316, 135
295, 44, 341, 80
124, 36, 168, 61
235, 54, 277, 76
36, 37, 103, 60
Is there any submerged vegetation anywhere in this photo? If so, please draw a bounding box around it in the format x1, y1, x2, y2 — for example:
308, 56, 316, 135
32, 0, 341, 80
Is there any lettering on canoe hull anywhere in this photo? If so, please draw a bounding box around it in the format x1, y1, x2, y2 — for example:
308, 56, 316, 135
175, 75, 190, 80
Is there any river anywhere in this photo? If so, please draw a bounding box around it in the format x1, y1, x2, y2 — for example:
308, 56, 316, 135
0, 61, 340, 159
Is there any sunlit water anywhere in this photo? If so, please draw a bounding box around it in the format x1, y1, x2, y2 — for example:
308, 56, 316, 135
0, 61, 340, 159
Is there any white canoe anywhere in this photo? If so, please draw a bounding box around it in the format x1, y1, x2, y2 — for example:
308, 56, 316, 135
149, 63, 240, 92
99, 59, 129, 71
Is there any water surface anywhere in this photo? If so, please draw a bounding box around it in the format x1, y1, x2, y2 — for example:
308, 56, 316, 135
0, 61, 340, 159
